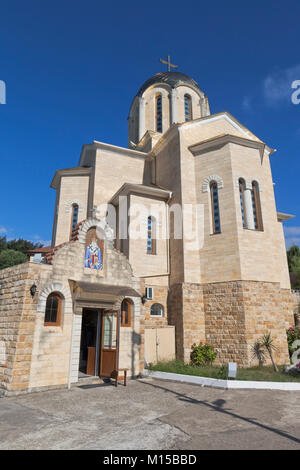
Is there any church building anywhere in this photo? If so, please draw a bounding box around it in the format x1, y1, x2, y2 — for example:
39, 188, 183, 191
0, 65, 295, 395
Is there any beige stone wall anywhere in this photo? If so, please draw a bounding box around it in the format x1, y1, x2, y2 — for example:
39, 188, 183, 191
203, 281, 248, 365
54, 175, 90, 246
167, 280, 292, 367
203, 280, 293, 366
230, 143, 291, 288
0, 263, 50, 394
143, 282, 169, 328
243, 282, 293, 366
0, 219, 144, 394
93, 148, 146, 209
155, 132, 185, 285
128, 194, 169, 278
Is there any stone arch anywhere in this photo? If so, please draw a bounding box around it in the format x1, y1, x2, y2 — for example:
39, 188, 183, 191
114, 296, 141, 320
78, 218, 114, 248
37, 281, 72, 314
236, 176, 262, 191
202, 175, 224, 193
65, 199, 84, 214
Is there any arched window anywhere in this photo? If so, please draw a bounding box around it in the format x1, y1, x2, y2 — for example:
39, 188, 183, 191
210, 182, 221, 234
251, 181, 263, 230
120, 299, 133, 327
70, 203, 79, 236
150, 303, 164, 317
239, 178, 246, 228
44, 293, 62, 326
147, 216, 156, 254
184, 94, 192, 121
156, 94, 162, 132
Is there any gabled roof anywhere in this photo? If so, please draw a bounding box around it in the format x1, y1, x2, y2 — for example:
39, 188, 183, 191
51, 167, 92, 189
188, 134, 273, 162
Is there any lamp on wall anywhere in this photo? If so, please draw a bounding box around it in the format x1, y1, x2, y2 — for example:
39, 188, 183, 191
30, 283, 37, 298
141, 295, 147, 304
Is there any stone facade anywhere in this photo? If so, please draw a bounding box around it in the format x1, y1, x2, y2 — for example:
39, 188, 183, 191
0, 70, 295, 394
168, 280, 294, 366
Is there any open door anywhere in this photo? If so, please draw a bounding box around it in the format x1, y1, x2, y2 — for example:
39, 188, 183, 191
100, 310, 119, 378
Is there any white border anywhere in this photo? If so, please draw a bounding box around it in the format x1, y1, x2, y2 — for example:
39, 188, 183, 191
143, 369, 300, 391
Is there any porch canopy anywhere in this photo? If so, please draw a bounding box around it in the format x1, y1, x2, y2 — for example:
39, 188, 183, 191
71, 280, 140, 309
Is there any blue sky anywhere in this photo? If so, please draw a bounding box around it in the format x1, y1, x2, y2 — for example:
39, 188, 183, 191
0, 0, 299, 247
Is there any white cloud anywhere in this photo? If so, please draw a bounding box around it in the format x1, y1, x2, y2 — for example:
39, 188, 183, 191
263, 64, 300, 105
242, 96, 252, 111
0, 226, 7, 235
31, 235, 51, 246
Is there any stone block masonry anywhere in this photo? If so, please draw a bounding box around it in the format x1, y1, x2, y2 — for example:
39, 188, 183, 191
0, 263, 42, 394
169, 280, 294, 367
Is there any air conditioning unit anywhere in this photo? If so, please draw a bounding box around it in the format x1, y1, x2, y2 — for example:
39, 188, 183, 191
145, 287, 154, 300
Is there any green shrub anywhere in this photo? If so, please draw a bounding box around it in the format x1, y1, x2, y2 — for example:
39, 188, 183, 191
190, 343, 217, 366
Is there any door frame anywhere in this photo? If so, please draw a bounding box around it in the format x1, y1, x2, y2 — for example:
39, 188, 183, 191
99, 309, 120, 378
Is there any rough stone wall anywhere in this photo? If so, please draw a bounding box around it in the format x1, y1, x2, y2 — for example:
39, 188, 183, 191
203, 281, 248, 365
0, 263, 42, 394
243, 282, 294, 366
182, 283, 205, 362
144, 284, 169, 328
168, 284, 184, 360
168, 280, 293, 367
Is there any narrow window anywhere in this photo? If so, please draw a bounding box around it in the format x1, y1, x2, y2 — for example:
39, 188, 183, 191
184, 94, 192, 121
120, 299, 132, 327
251, 181, 263, 230
44, 293, 62, 326
147, 216, 156, 254
239, 178, 246, 228
150, 303, 164, 317
210, 182, 221, 234
70, 203, 79, 237
156, 94, 162, 132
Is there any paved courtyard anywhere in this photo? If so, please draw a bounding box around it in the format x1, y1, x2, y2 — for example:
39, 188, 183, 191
0, 378, 299, 450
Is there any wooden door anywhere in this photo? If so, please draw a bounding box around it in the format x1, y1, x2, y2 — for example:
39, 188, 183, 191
100, 310, 119, 378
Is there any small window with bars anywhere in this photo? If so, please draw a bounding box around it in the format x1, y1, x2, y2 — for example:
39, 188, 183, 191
239, 179, 246, 228
156, 94, 162, 132
184, 94, 192, 121
210, 182, 221, 234
147, 216, 156, 254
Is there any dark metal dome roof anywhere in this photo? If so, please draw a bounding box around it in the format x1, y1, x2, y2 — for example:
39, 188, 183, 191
137, 71, 201, 96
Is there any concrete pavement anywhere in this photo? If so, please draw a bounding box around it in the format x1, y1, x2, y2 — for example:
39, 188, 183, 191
0, 378, 299, 450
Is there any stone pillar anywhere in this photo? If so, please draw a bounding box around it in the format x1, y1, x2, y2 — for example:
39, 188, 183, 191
171, 88, 178, 124
138, 97, 145, 141
244, 183, 255, 230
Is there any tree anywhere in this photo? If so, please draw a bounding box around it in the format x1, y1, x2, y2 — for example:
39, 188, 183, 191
0, 249, 27, 270
261, 333, 279, 372
6, 238, 43, 254
287, 245, 300, 289
0, 237, 44, 270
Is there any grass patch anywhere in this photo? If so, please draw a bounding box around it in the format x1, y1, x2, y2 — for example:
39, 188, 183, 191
148, 360, 300, 382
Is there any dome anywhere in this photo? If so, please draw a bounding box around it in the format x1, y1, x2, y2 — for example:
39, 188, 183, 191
137, 71, 201, 97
